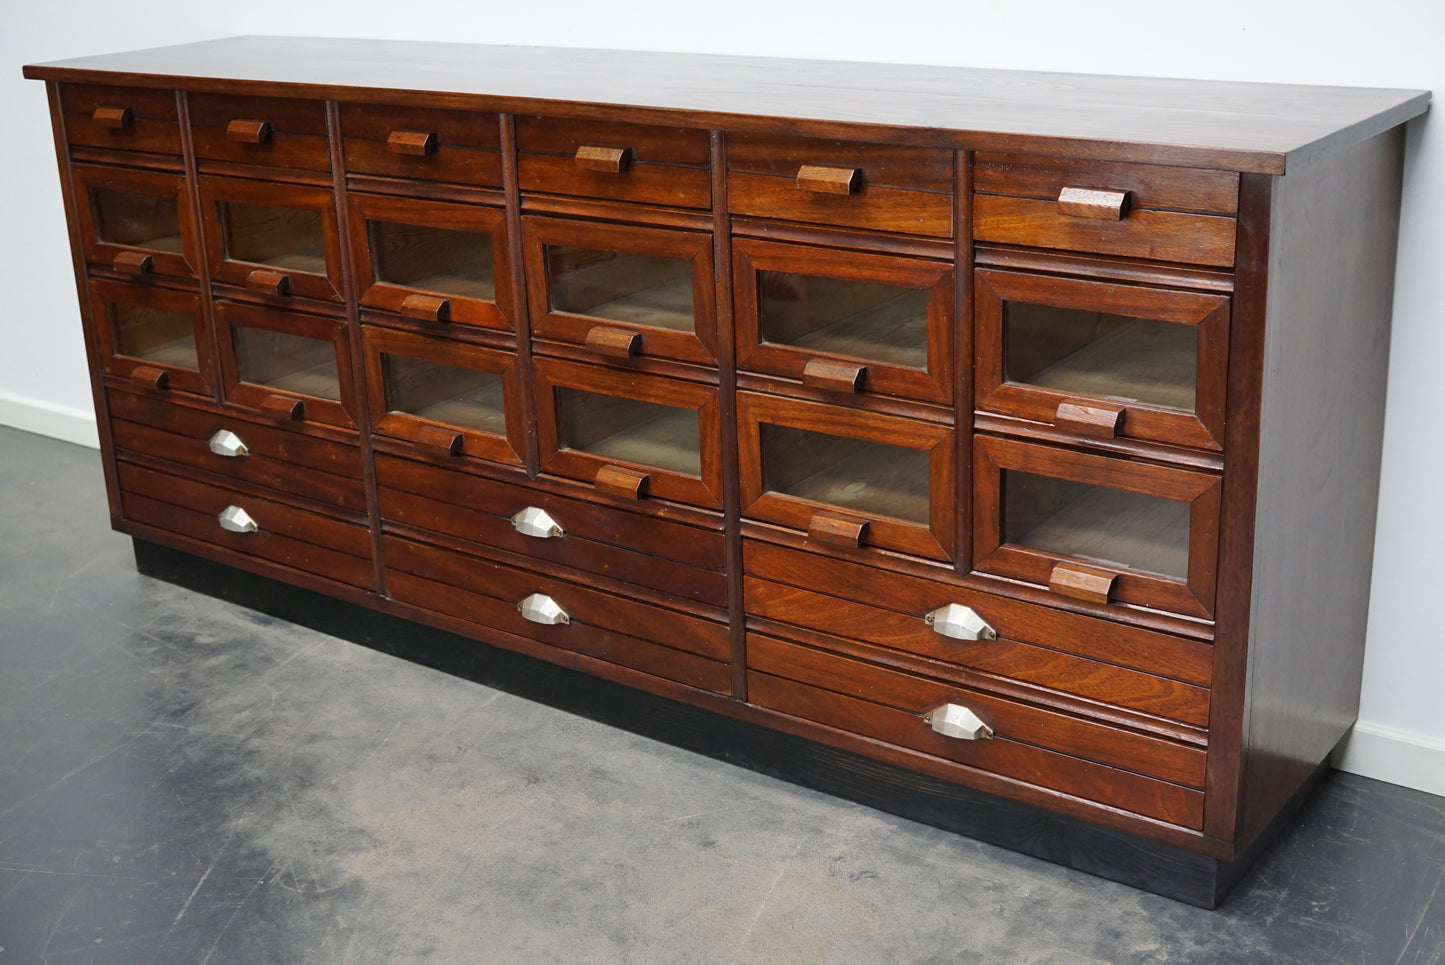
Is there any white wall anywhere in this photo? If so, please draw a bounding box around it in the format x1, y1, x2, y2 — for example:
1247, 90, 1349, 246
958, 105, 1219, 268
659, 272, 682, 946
5, 1, 1442, 793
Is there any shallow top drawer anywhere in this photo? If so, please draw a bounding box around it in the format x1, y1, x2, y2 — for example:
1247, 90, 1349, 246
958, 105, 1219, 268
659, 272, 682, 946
727, 134, 953, 238
60, 84, 180, 159
340, 103, 502, 187
973, 154, 1238, 267
515, 116, 711, 209
189, 93, 331, 173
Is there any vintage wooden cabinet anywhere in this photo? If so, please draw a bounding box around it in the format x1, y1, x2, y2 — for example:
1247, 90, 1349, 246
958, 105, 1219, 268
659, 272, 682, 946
25, 38, 1429, 906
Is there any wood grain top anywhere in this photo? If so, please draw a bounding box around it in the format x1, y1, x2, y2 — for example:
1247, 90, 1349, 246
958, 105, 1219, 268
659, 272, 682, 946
25, 36, 1430, 174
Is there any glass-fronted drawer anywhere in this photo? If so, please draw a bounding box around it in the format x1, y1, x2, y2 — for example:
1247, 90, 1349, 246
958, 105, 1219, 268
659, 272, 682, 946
733, 238, 952, 405
89, 279, 211, 396
976, 269, 1229, 450
199, 176, 344, 302
71, 164, 196, 280
973, 435, 1221, 619
215, 300, 354, 429
737, 392, 953, 561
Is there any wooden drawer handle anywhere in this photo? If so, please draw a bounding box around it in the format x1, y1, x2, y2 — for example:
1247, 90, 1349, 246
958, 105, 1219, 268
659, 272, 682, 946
400, 293, 451, 322
226, 119, 273, 144
1055, 399, 1125, 438
595, 464, 649, 499
585, 326, 640, 359
415, 425, 464, 456
801, 358, 866, 393
1049, 562, 1118, 605
387, 130, 438, 156
246, 268, 291, 295
808, 511, 869, 548
130, 364, 170, 390
112, 251, 154, 275
92, 106, 133, 130
574, 145, 632, 173
260, 394, 305, 420
796, 165, 860, 195
1058, 187, 1131, 221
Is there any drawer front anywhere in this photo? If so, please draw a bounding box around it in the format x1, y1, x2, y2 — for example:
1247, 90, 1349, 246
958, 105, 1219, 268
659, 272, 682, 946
60, 84, 181, 159
748, 633, 1205, 828
384, 534, 730, 693
341, 103, 502, 187
107, 388, 367, 512
199, 176, 345, 303
117, 461, 373, 588
188, 93, 331, 173
376, 453, 726, 607
215, 300, 357, 431
727, 134, 953, 238
973, 154, 1238, 267
71, 164, 197, 281
516, 116, 711, 209
90, 280, 212, 397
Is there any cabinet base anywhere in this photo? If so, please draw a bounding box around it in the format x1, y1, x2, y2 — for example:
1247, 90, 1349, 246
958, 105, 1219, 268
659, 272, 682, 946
131, 537, 1325, 908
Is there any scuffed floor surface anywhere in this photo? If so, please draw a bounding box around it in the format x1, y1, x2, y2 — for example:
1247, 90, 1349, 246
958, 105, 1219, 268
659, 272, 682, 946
0, 424, 1442, 965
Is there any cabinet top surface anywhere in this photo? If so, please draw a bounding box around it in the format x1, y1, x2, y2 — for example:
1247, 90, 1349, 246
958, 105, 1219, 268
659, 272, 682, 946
25, 35, 1429, 173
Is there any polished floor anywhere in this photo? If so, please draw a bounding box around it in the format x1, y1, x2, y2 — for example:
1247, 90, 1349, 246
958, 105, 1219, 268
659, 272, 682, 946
0, 424, 1442, 964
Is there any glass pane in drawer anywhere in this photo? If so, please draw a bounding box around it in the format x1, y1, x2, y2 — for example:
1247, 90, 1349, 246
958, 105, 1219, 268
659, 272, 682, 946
92, 187, 183, 252
556, 388, 700, 475
547, 246, 694, 332
1003, 470, 1190, 579
222, 202, 326, 274
383, 354, 506, 435
762, 425, 930, 524
1005, 304, 1197, 412
234, 326, 340, 401
373, 221, 496, 300
109, 301, 198, 369
760, 272, 928, 369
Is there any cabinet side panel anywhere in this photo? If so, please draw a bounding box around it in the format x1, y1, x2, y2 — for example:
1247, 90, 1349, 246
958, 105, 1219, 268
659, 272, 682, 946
1240, 128, 1406, 847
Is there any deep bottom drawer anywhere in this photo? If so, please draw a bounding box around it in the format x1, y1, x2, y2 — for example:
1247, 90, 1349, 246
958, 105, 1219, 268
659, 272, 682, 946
116, 461, 373, 588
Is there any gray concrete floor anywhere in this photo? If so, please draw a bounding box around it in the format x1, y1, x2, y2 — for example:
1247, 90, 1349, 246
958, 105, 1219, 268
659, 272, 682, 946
0, 423, 1442, 964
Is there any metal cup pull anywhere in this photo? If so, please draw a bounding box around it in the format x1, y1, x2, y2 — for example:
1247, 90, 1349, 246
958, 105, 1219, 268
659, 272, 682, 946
217, 505, 258, 534
924, 604, 996, 641
518, 593, 569, 626
511, 507, 564, 539
924, 703, 994, 741
207, 429, 250, 458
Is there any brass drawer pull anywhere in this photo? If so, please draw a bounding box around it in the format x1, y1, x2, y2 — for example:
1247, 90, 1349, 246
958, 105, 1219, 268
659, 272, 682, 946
129, 364, 169, 390
217, 505, 259, 534
1057, 186, 1130, 221
1055, 399, 1125, 439
808, 511, 868, 548
518, 593, 569, 626
226, 119, 274, 144
245, 268, 291, 296
207, 429, 249, 458
400, 293, 451, 322
585, 326, 640, 359
112, 251, 154, 275
801, 358, 866, 393
414, 425, 463, 456
924, 604, 997, 641
923, 703, 994, 740
92, 106, 133, 130
1049, 561, 1118, 605
796, 165, 860, 195
574, 145, 632, 173
511, 507, 564, 539
595, 464, 649, 500
387, 129, 437, 156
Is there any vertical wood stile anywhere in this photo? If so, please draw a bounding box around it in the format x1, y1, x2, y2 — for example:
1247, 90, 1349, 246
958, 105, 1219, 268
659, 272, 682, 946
954, 150, 974, 575
499, 113, 541, 476
176, 92, 226, 414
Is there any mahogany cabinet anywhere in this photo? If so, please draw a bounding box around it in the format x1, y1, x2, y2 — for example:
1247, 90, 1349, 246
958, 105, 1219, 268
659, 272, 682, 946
25, 38, 1430, 907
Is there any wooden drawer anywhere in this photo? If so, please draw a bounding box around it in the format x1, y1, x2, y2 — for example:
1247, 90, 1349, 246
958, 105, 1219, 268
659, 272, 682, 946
515, 116, 711, 209
973, 154, 1238, 267
748, 633, 1204, 827
216, 300, 356, 431
340, 102, 502, 187
188, 92, 330, 173
60, 84, 180, 160
71, 164, 197, 281
727, 134, 953, 238
90, 280, 212, 397
106, 388, 367, 513
376, 453, 726, 607
199, 175, 345, 304
384, 534, 730, 693
116, 461, 373, 588
743, 548, 1209, 728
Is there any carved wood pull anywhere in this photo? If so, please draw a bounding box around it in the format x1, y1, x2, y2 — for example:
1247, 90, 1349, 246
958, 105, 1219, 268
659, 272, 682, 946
415, 425, 464, 456
245, 268, 291, 295
130, 364, 170, 390
595, 464, 649, 499
585, 326, 641, 359
400, 293, 451, 322
1058, 187, 1131, 220
92, 106, 133, 130
808, 511, 869, 548
387, 130, 438, 156
801, 358, 866, 393
574, 145, 632, 173
226, 119, 274, 144
260, 394, 305, 420
1055, 399, 1125, 438
796, 165, 860, 195
112, 251, 154, 275
1049, 562, 1118, 605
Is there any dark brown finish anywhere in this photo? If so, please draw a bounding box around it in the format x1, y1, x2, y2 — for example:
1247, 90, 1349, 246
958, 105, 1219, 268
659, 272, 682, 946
595, 464, 650, 500
214, 299, 355, 430
129, 364, 170, 390
342, 103, 503, 187
807, 511, 869, 548
801, 359, 866, 393
69, 162, 198, 281
198, 175, 345, 302
517, 116, 710, 209
88, 278, 213, 397
414, 424, 464, 456
796, 165, 859, 195
1055, 399, 1126, 438
399, 293, 450, 322
585, 326, 641, 359
189, 93, 330, 174
1049, 561, 1119, 605
575, 145, 632, 173
1058, 186, 1130, 220
260, 394, 305, 420
975, 196, 1237, 268
58, 83, 180, 158
975, 154, 1240, 215
388, 129, 437, 156
246, 267, 291, 295
92, 105, 133, 129
225, 118, 273, 144
111, 251, 154, 275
